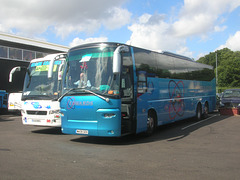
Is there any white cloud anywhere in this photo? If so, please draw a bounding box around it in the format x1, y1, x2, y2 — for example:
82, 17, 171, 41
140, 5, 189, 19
69, 37, 108, 47
214, 26, 227, 32
0, 24, 11, 33
217, 31, 240, 51
0, 0, 131, 38
139, 14, 152, 24
176, 47, 193, 58
127, 13, 189, 57
127, 14, 184, 51
103, 7, 132, 30
196, 52, 208, 60
127, 0, 240, 59
172, 0, 240, 37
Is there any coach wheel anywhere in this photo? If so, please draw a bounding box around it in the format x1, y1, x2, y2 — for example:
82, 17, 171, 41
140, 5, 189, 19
196, 104, 202, 121
203, 102, 209, 119
146, 111, 156, 135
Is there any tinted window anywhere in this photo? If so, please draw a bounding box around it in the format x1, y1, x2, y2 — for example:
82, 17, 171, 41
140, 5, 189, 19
155, 53, 174, 78
134, 47, 214, 81
187, 61, 214, 81
134, 48, 158, 76
172, 58, 188, 79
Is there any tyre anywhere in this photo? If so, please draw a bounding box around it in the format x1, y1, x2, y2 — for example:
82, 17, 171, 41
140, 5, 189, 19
146, 111, 156, 136
196, 104, 202, 121
203, 102, 209, 119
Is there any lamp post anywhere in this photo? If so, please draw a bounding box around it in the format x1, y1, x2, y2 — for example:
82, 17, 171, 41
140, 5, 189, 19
216, 52, 218, 92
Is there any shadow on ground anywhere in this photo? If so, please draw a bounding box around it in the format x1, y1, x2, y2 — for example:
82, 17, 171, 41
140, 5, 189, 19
70, 113, 228, 145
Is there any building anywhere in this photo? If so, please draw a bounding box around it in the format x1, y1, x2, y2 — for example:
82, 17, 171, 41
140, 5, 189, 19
0, 32, 69, 93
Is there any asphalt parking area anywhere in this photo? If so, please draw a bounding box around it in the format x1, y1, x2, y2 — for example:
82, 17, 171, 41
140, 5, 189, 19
0, 112, 240, 180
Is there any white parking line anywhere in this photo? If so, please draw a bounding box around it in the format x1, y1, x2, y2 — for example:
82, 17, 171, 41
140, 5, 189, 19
181, 114, 219, 130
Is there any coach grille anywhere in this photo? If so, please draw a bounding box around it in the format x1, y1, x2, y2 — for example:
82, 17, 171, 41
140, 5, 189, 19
27, 111, 47, 115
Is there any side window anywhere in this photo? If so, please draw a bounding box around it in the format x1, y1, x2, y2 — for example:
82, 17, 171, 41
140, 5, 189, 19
155, 54, 174, 79
187, 61, 200, 80
172, 58, 188, 79
134, 48, 156, 95
137, 71, 147, 94
134, 48, 157, 77
187, 62, 214, 81
121, 52, 133, 98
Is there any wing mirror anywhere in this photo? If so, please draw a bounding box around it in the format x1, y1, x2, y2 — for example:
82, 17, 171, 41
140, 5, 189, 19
113, 45, 129, 74
9, 66, 21, 82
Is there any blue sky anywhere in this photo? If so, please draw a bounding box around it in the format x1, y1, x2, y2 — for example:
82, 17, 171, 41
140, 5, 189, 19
0, 0, 240, 60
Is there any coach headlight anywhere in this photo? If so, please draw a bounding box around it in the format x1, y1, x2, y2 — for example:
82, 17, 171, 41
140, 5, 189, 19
49, 109, 60, 114
21, 109, 26, 114
60, 112, 64, 117
104, 113, 116, 118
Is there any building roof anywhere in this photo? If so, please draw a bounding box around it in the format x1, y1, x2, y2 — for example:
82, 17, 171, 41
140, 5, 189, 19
0, 32, 69, 53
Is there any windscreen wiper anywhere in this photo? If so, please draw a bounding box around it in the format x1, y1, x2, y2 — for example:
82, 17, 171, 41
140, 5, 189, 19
58, 88, 78, 101
84, 89, 110, 102
58, 88, 110, 102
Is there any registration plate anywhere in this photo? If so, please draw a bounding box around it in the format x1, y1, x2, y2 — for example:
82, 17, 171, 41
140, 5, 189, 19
32, 119, 41, 123
76, 129, 88, 135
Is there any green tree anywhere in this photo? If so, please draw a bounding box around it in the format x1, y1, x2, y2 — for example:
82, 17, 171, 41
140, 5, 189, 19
197, 48, 240, 87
